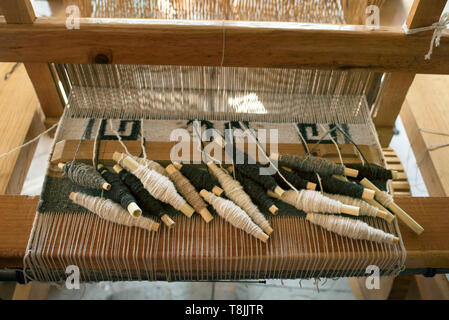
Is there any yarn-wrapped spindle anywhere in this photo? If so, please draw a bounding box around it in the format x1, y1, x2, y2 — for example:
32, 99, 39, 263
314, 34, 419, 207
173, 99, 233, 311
271, 189, 360, 216
114, 165, 175, 228
166, 164, 213, 223
306, 213, 399, 245
69, 192, 159, 232
296, 171, 375, 200
200, 190, 269, 243
113, 152, 195, 218
270, 153, 358, 178
346, 163, 396, 181
172, 162, 224, 196
207, 162, 273, 235
231, 164, 285, 197
275, 167, 316, 190
234, 171, 278, 215
324, 193, 393, 221
114, 153, 169, 177
59, 161, 111, 191
97, 164, 142, 217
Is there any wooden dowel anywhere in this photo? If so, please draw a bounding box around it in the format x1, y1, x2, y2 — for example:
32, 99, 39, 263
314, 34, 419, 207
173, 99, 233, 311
360, 178, 424, 235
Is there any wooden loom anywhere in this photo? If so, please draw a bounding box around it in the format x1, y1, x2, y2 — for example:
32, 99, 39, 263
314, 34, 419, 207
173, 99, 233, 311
0, 0, 449, 298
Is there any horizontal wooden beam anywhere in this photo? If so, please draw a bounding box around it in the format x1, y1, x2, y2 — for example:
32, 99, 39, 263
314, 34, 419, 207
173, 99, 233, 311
0, 18, 448, 73
1, 195, 447, 270
50, 139, 383, 167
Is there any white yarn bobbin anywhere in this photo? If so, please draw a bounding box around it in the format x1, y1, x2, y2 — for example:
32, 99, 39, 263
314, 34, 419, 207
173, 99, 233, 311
69, 192, 159, 232
207, 162, 273, 235
200, 189, 269, 242
306, 213, 399, 245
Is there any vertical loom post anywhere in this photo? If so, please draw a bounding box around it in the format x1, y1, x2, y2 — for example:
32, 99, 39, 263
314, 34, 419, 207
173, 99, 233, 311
0, 0, 64, 127
373, 0, 447, 147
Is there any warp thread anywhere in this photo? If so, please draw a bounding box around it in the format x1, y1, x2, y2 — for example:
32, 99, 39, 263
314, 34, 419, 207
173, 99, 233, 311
279, 154, 345, 176
324, 193, 377, 217
117, 169, 166, 219
70, 192, 157, 232
179, 166, 217, 192
208, 163, 272, 232
98, 165, 137, 212
234, 171, 276, 213
167, 168, 207, 213
201, 190, 267, 241
131, 155, 169, 177
296, 171, 363, 198
234, 164, 278, 192
275, 167, 309, 190
307, 213, 396, 244
345, 164, 392, 181
116, 155, 187, 211
281, 190, 342, 214
62, 161, 108, 190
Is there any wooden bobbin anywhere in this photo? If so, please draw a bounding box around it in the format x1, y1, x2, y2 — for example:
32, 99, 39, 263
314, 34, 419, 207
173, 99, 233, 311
360, 178, 424, 235
274, 186, 285, 197
344, 167, 359, 178
362, 188, 376, 200
269, 205, 279, 215
341, 204, 360, 216
151, 222, 160, 232
160, 215, 175, 229
391, 170, 399, 180
307, 182, 317, 190
60, 162, 111, 191
267, 189, 280, 200
173, 162, 224, 196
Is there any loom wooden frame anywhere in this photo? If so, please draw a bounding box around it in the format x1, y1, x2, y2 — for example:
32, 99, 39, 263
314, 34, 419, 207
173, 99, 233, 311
0, 0, 448, 297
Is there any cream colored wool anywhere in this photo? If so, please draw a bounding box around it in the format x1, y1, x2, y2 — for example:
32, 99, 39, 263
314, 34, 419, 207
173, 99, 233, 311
208, 164, 272, 232
71, 192, 157, 232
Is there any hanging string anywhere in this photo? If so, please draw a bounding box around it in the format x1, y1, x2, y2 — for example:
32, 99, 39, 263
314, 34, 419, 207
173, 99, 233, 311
109, 119, 130, 155
0, 120, 59, 161
92, 119, 102, 168
293, 123, 311, 155
403, 13, 449, 60
141, 118, 147, 159
200, 190, 268, 242
70, 192, 159, 232
274, 167, 311, 191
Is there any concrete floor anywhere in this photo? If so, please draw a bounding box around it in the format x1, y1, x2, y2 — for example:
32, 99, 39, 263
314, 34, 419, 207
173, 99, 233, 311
20, 116, 427, 300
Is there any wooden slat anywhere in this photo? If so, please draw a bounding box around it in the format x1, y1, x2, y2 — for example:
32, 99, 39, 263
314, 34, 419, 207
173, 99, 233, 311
0, 63, 44, 194
49, 139, 383, 167
401, 75, 449, 197
0, 196, 447, 270
0, 0, 64, 123
373, 73, 416, 147
406, 0, 448, 29
1, 19, 449, 73
0, 0, 35, 24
